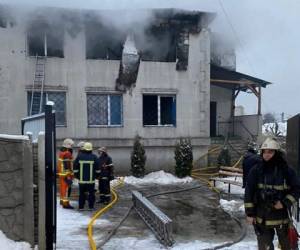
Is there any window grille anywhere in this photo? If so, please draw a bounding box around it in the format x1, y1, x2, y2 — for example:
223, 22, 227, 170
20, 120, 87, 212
87, 94, 122, 126
27, 92, 66, 126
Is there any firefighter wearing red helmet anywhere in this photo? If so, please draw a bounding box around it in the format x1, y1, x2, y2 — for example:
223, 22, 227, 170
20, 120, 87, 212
57, 138, 74, 209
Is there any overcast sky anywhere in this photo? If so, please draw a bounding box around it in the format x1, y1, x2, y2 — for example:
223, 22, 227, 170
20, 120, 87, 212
1, 0, 299, 118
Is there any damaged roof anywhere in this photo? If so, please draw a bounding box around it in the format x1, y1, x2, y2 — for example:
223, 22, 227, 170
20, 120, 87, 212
210, 64, 272, 91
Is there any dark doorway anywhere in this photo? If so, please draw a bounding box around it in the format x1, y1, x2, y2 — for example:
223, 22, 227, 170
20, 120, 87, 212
210, 102, 217, 137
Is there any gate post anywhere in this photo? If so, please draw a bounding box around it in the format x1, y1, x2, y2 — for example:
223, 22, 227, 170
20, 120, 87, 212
45, 104, 57, 250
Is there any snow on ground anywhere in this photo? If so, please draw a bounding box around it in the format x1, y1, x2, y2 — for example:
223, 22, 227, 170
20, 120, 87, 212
0, 230, 32, 250
0, 134, 29, 140
263, 122, 287, 136
105, 235, 258, 250
220, 199, 244, 213
57, 198, 117, 250
124, 170, 193, 185
214, 176, 244, 195
56, 171, 261, 250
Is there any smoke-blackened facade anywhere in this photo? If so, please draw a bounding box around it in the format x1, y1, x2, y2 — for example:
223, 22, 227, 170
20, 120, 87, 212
0, 5, 212, 172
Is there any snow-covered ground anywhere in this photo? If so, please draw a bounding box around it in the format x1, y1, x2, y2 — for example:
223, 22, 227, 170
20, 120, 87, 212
0, 230, 32, 250
124, 170, 193, 185
263, 122, 287, 136
2, 172, 293, 250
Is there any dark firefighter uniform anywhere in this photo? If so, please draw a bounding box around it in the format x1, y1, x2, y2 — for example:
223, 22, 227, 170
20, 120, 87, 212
57, 138, 74, 209
73, 142, 99, 210
97, 147, 114, 204
245, 157, 300, 249
242, 150, 261, 188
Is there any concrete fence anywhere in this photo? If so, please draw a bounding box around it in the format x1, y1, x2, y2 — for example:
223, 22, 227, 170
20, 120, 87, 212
0, 134, 34, 245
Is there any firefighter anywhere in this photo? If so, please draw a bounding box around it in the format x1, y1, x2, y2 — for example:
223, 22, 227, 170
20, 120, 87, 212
66, 141, 85, 198
58, 138, 74, 209
97, 147, 114, 205
242, 141, 261, 188
76, 141, 85, 157
73, 142, 99, 210
245, 137, 300, 250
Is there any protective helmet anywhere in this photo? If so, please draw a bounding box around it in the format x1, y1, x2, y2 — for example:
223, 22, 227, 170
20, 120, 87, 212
248, 141, 258, 152
260, 138, 280, 150
62, 138, 74, 149
77, 141, 85, 149
98, 147, 107, 153
83, 142, 93, 151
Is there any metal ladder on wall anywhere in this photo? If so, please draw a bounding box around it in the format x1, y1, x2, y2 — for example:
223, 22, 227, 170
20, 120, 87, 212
30, 56, 46, 116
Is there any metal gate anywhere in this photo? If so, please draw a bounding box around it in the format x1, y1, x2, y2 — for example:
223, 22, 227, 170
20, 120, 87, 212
22, 104, 57, 250
286, 113, 300, 221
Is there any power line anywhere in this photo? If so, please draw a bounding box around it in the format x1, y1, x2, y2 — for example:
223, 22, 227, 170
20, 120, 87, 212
217, 0, 271, 113
217, 0, 257, 75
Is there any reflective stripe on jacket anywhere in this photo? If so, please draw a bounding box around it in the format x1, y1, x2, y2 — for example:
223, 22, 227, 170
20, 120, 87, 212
73, 152, 99, 184
244, 161, 300, 227
58, 150, 73, 177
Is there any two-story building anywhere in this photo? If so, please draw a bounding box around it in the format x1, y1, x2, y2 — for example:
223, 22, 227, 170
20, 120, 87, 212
0, 5, 271, 173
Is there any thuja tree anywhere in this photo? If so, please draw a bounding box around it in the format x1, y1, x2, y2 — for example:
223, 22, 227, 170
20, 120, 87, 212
131, 135, 147, 178
174, 138, 193, 178
217, 146, 231, 166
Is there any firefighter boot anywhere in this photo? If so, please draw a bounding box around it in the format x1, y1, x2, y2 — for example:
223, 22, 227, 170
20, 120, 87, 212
62, 200, 74, 209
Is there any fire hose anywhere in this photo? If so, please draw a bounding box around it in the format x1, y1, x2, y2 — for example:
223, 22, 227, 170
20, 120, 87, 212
96, 181, 247, 250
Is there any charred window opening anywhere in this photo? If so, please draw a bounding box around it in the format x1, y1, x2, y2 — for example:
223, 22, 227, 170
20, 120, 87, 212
143, 95, 176, 126
116, 35, 140, 92
85, 20, 125, 60
0, 6, 7, 28
0, 16, 6, 28
135, 26, 177, 62
176, 29, 189, 70
27, 19, 64, 58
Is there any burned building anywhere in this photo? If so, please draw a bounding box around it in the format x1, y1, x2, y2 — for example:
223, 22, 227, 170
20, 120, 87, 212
0, 5, 271, 172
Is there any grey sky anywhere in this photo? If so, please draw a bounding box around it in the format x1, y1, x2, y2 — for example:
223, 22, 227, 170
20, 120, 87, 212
1, 0, 299, 117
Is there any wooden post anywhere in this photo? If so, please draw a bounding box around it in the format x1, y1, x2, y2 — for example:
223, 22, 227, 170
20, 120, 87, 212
258, 86, 261, 115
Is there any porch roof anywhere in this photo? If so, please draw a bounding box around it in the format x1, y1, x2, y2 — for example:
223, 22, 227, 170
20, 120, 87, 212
210, 64, 272, 91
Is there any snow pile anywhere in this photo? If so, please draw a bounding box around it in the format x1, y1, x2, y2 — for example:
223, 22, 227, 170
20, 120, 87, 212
0, 230, 32, 250
214, 177, 244, 195
124, 170, 193, 185
220, 199, 244, 213
263, 122, 287, 136
0, 134, 29, 140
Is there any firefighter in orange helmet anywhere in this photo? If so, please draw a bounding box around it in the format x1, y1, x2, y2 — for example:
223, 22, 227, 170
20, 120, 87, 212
58, 138, 74, 209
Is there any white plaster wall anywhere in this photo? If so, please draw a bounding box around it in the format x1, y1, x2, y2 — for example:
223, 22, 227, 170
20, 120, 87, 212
210, 85, 232, 135
0, 18, 211, 170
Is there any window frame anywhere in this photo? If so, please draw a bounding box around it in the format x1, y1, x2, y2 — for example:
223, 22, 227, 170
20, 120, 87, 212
87, 93, 123, 127
27, 91, 67, 127
143, 94, 176, 127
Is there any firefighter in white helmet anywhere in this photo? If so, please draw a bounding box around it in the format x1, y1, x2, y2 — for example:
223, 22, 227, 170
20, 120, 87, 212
57, 138, 74, 209
73, 142, 99, 210
245, 137, 300, 249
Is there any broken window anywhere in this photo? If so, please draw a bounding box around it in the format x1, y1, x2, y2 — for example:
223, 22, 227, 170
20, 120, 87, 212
135, 26, 177, 62
87, 94, 122, 126
143, 95, 176, 126
85, 20, 125, 60
116, 35, 141, 91
27, 19, 64, 57
0, 9, 6, 28
27, 92, 66, 126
